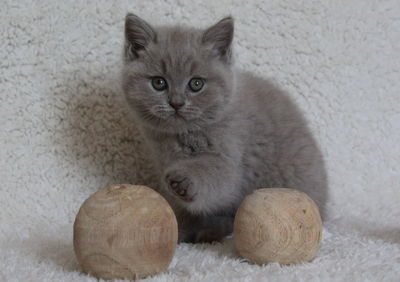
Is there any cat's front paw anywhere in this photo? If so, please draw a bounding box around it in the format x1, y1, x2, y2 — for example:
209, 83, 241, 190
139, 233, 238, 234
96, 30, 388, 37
165, 171, 196, 202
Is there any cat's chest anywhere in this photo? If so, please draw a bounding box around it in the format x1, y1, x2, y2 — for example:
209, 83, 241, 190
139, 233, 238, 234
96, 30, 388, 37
176, 130, 214, 155
147, 128, 218, 158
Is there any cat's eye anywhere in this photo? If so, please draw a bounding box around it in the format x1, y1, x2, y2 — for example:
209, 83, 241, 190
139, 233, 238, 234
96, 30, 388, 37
151, 77, 168, 91
188, 78, 204, 92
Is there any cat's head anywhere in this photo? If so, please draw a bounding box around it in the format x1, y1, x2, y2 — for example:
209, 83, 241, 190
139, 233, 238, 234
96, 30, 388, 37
122, 14, 235, 133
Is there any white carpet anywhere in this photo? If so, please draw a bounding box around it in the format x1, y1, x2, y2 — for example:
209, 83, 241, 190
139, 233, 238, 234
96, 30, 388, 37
1, 0, 400, 281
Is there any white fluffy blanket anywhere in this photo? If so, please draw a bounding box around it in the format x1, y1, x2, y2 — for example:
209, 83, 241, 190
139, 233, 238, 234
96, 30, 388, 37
1, 0, 399, 281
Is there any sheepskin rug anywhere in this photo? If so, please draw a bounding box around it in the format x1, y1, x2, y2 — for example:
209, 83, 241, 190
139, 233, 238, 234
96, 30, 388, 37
1, 0, 399, 281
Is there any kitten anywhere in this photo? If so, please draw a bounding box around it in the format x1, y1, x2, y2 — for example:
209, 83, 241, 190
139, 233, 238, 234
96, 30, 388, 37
121, 14, 328, 243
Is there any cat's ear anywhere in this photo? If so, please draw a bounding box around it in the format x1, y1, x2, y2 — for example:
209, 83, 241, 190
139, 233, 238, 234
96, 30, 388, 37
202, 17, 234, 62
124, 13, 156, 61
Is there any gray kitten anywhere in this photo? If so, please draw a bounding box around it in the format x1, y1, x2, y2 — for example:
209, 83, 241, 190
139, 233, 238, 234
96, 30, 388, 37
122, 14, 328, 243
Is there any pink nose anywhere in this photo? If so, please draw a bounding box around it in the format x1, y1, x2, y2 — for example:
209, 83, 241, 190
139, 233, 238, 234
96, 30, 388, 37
169, 101, 184, 110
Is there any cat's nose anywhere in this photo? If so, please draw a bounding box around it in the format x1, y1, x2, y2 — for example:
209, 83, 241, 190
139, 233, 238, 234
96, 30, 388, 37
169, 101, 184, 111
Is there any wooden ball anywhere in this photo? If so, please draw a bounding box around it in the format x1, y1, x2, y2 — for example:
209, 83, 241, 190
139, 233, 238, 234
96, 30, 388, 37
234, 188, 322, 265
73, 184, 178, 280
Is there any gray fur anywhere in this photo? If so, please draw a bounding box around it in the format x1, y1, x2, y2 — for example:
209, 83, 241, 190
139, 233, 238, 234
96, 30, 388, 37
122, 13, 328, 243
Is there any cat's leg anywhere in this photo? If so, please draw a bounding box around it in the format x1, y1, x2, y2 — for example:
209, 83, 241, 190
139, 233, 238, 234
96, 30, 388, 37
163, 152, 241, 242
193, 215, 234, 243
176, 210, 234, 243
163, 152, 242, 215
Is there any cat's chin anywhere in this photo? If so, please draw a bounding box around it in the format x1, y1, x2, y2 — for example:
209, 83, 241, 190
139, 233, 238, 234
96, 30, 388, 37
145, 120, 189, 133
140, 115, 202, 134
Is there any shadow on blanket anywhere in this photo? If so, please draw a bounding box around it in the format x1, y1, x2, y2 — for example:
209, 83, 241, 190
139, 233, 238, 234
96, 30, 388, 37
53, 73, 160, 195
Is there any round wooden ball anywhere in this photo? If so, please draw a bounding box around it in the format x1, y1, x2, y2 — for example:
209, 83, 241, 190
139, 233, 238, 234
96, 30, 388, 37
234, 188, 322, 265
73, 184, 178, 280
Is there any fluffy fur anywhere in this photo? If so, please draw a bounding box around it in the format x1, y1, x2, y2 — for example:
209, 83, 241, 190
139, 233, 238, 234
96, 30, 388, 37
2, 1, 400, 281
122, 14, 327, 242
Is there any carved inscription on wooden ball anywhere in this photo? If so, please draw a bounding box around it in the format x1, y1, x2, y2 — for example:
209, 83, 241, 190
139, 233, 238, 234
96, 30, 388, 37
73, 184, 178, 280
234, 188, 322, 265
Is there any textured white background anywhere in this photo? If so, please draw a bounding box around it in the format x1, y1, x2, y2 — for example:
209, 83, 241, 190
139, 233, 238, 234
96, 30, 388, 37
1, 0, 399, 281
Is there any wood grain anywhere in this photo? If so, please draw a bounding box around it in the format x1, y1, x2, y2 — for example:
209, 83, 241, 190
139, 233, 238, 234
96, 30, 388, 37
73, 184, 178, 280
234, 188, 322, 265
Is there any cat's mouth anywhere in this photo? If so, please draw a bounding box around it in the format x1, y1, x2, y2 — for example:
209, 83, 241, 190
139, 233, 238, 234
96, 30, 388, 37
164, 111, 187, 123
173, 112, 186, 120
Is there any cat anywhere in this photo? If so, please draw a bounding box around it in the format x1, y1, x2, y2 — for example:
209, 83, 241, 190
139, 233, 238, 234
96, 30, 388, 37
121, 13, 328, 243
